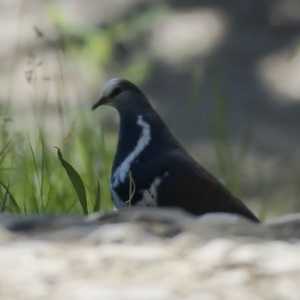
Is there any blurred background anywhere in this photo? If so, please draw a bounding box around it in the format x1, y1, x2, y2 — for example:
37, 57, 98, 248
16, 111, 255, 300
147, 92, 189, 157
1, 0, 300, 219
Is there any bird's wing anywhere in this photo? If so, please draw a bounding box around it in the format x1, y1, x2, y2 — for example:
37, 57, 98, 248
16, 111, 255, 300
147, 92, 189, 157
157, 149, 259, 222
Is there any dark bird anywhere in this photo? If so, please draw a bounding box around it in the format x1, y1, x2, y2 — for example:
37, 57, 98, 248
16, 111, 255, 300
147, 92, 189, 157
92, 78, 259, 222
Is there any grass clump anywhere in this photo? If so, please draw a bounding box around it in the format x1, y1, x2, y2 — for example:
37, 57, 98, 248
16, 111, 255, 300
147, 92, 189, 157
0, 102, 115, 215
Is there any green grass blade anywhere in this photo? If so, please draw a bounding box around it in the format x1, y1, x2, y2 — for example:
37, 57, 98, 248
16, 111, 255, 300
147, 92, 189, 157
55, 147, 88, 215
93, 178, 101, 212
28, 139, 42, 213
0, 179, 21, 213
0, 182, 9, 212
0, 138, 15, 165
39, 132, 46, 211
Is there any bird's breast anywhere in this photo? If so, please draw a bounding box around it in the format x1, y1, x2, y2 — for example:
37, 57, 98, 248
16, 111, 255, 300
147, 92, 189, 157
110, 114, 153, 208
112, 115, 152, 188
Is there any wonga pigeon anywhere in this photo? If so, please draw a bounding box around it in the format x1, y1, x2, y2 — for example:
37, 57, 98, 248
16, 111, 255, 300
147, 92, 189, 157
92, 78, 259, 222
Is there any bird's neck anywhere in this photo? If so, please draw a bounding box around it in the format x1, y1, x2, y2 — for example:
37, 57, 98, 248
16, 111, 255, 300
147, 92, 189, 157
119, 112, 144, 152
112, 105, 180, 172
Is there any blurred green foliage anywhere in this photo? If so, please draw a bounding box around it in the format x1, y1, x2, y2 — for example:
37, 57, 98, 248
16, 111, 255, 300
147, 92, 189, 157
46, 4, 171, 83
0, 4, 276, 219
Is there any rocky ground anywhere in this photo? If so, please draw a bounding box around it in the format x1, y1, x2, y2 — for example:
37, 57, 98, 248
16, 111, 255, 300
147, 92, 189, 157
1, 209, 300, 300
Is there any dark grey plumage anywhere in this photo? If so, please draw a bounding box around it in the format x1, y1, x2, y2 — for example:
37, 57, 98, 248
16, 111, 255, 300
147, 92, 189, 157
92, 78, 259, 223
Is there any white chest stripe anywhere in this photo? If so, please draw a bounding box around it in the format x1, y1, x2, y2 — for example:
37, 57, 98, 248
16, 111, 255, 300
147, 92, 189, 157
112, 115, 151, 188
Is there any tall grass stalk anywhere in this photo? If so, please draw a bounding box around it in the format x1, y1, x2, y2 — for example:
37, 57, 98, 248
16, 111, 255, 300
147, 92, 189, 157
210, 68, 254, 195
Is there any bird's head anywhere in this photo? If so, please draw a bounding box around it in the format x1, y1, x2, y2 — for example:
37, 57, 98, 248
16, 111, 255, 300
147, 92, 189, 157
92, 78, 147, 111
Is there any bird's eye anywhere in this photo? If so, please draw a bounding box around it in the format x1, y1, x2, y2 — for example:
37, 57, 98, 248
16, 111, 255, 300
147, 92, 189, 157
110, 87, 122, 98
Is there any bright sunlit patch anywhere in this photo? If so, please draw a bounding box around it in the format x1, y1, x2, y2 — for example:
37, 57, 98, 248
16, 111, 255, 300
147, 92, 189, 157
149, 9, 229, 65
257, 50, 300, 102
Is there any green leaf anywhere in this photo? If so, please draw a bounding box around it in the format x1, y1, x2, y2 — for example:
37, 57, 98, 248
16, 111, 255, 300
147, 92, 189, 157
55, 147, 88, 215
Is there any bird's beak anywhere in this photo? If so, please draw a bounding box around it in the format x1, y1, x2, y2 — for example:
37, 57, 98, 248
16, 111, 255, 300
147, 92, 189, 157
92, 95, 108, 111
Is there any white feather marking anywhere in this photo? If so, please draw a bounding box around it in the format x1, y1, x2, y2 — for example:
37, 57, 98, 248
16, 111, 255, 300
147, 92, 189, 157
112, 115, 151, 188
141, 177, 162, 206
111, 188, 126, 209
138, 172, 169, 207
100, 78, 120, 98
